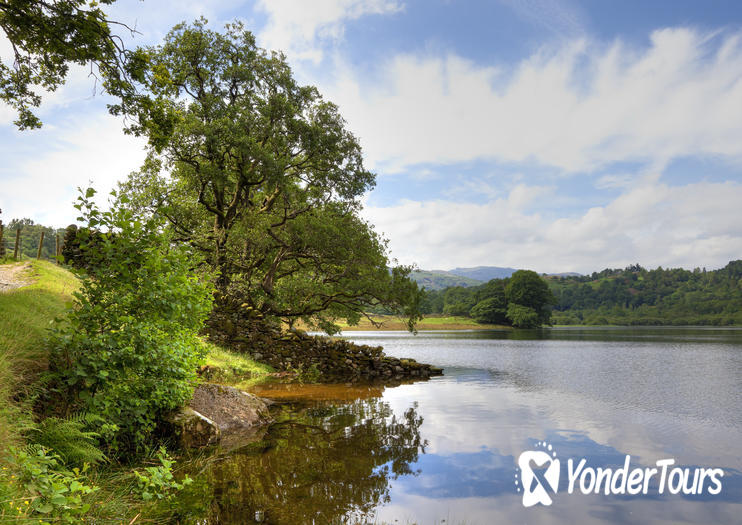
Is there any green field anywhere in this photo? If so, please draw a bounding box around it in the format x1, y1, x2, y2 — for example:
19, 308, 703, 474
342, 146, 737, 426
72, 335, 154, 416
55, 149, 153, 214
336, 314, 507, 331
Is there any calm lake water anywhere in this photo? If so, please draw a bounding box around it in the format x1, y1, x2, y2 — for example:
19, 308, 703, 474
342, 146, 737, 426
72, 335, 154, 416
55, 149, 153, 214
185, 327, 742, 524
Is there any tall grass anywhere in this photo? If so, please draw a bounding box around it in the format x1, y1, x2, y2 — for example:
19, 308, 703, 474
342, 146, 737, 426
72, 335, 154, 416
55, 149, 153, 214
0, 260, 78, 451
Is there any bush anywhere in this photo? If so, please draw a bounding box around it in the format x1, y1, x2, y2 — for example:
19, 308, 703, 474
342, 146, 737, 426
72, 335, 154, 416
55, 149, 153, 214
133, 447, 192, 501
48, 188, 214, 456
2, 445, 97, 523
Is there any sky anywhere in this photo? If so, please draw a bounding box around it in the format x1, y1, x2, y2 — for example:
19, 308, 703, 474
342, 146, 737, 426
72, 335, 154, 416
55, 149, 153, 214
2, 0, 742, 274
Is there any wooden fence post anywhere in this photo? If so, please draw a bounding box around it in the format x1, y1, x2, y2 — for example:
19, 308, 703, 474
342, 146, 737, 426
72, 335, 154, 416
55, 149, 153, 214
37, 231, 45, 260
0, 222, 5, 258
14, 228, 21, 260
56, 234, 60, 264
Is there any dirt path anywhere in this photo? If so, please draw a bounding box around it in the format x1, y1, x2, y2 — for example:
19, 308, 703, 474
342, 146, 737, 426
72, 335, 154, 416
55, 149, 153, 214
0, 262, 32, 292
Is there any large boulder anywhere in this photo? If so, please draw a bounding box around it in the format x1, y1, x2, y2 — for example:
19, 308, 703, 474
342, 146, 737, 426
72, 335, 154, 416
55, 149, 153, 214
190, 383, 272, 432
167, 383, 272, 449
167, 407, 220, 449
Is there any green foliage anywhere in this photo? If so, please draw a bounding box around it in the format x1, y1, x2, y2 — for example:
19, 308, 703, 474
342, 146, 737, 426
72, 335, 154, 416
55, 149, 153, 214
441, 286, 477, 316
506, 303, 540, 328
113, 19, 423, 333
2, 445, 97, 523
422, 271, 554, 327
0, 208, 5, 258
505, 270, 556, 326
550, 261, 742, 325
424, 262, 742, 326
133, 447, 192, 502
0, 0, 130, 129
0, 260, 79, 453
47, 188, 214, 456
470, 296, 508, 325
29, 415, 107, 468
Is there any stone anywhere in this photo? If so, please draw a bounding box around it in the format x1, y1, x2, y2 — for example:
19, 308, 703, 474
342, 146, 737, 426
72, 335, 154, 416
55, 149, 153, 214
189, 383, 272, 433
166, 407, 220, 449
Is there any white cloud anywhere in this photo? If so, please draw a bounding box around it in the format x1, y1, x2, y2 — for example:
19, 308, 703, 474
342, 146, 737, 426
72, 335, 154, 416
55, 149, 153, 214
323, 28, 742, 174
497, 0, 587, 38
256, 0, 403, 62
0, 113, 147, 227
364, 178, 742, 273
595, 173, 637, 189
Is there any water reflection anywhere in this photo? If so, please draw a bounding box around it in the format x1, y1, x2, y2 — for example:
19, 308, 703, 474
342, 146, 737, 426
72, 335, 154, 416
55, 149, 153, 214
179, 394, 426, 524
175, 328, 742, 524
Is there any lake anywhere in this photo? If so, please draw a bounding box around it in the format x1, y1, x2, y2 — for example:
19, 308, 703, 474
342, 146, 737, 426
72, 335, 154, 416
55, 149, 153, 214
186, 327, 742, 524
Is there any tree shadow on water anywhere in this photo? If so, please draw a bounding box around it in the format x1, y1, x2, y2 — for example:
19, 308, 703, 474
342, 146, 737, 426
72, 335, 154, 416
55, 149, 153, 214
173, 397, 426, 524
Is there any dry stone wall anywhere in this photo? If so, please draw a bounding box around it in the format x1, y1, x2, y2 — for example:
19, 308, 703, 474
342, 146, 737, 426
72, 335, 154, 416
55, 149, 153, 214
207, 308, 443, 381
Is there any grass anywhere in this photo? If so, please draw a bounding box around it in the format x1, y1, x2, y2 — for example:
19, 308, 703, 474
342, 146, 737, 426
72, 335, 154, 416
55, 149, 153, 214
202, 340, 275, 389
0, 260, 78, 450
335, 314, 509, 331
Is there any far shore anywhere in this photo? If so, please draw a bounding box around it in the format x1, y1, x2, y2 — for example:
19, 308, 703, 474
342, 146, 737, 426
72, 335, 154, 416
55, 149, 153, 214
298, 315, 510, 332
297, 317, 742, 333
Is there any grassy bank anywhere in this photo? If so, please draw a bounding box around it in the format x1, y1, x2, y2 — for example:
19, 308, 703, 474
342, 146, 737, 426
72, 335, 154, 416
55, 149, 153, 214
0, 261, 78, 450
202, 341, 275, 388
0, 260, 272, 522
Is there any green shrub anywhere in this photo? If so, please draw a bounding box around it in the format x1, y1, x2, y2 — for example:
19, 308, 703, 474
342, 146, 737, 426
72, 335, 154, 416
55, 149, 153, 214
133, 447, 192, 501
2, 445, 97, 523
48, 188, 214, 456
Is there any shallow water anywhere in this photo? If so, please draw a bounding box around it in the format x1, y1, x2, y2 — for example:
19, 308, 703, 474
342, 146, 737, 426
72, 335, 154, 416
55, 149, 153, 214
187, 327, 742, 524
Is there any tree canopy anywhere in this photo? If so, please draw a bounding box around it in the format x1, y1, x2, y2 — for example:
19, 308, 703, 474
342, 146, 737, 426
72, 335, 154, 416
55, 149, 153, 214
0, 0, 135, 129
115, 19, 422, 333
421, 270, 555, 328
505, 270, 556, 327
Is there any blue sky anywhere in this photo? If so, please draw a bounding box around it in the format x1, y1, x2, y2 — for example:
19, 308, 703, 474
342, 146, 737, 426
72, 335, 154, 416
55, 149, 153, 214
2, 0, 742, 273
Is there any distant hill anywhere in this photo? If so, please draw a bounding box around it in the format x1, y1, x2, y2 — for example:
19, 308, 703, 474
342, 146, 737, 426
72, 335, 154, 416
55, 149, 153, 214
410, 270, 483, 290
446, 266, 519, 282
547, 272, 582, 277
419, 260, 742, 326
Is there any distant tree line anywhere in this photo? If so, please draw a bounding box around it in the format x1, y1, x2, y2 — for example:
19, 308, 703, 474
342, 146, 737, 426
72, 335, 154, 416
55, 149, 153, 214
421, 261, 742, 326
549, 261, 742, 326
420, 270, 556, 328
0, 218, 66, 260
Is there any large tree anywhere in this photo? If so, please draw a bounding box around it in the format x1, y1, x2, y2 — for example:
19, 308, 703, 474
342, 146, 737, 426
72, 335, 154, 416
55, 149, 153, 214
505, 270, 556, 327
0, 0, 136, 129
114, 19, 422, 333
